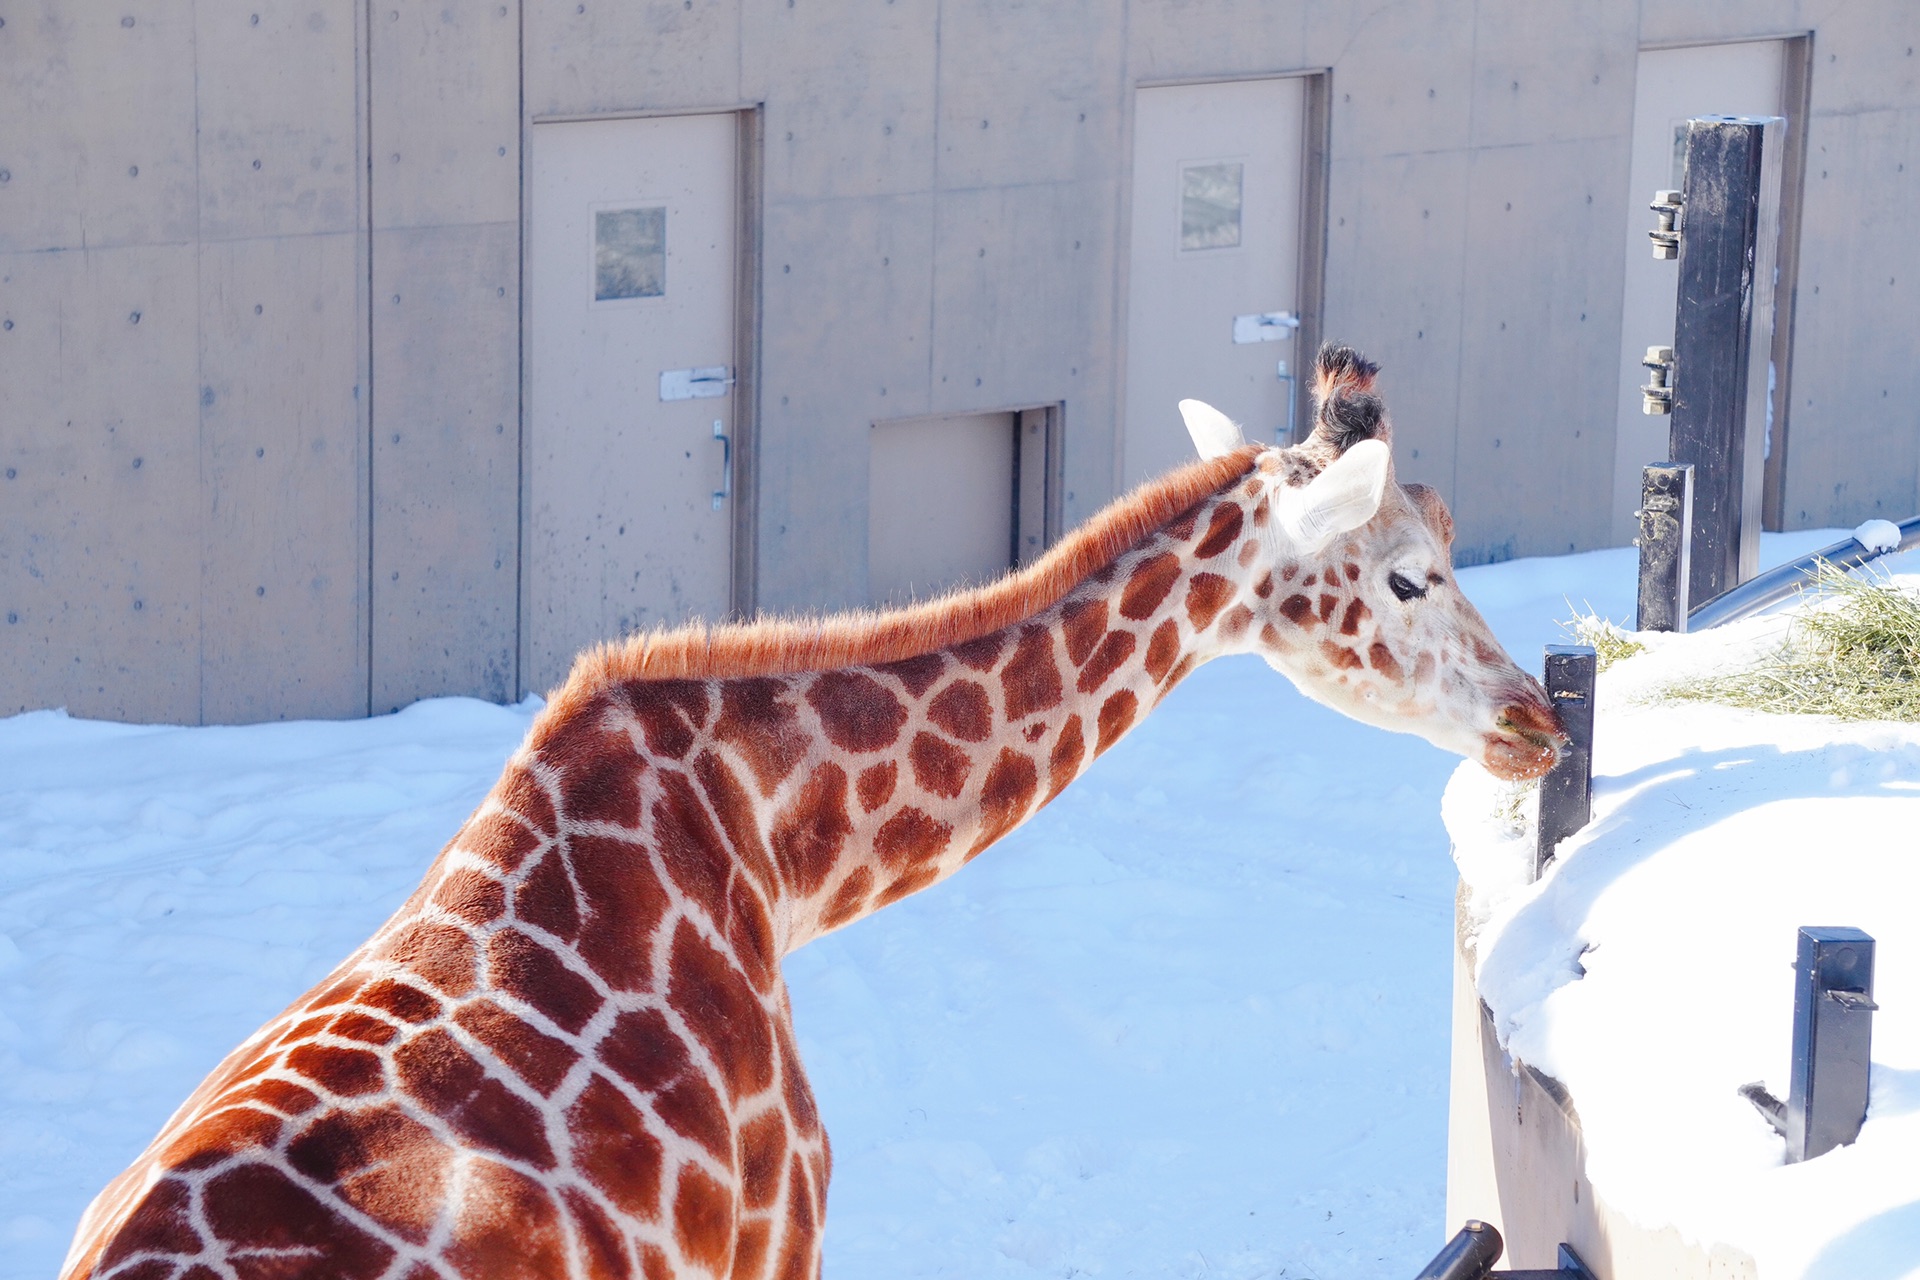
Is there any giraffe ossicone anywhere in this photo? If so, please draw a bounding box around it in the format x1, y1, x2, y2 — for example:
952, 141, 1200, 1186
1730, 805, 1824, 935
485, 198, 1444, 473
63, 343, 1564, 1280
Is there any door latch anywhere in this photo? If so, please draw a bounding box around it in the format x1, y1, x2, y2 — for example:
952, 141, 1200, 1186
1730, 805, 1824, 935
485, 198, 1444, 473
661, 366, 734, 401
1232, 311, 1300, 344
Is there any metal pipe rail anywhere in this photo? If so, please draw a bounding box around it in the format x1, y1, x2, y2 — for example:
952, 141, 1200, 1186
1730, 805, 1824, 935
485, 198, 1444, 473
1413, 1221, 1597, 1280
1686, 514, 1920, 630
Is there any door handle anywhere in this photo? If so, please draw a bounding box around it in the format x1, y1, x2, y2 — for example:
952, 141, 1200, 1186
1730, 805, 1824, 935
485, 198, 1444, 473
711, 419, 731, 511
1232, 311, 1300, 344
661, 366, 734, 401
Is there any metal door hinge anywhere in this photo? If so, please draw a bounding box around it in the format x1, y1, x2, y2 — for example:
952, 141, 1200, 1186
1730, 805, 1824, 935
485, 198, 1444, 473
1640, 345, 1675, 415
1649, 189, 1684, 259
661, 366, 734, 401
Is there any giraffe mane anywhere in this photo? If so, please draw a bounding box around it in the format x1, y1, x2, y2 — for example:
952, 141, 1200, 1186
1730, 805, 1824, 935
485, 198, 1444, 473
543, 444, 1263, 715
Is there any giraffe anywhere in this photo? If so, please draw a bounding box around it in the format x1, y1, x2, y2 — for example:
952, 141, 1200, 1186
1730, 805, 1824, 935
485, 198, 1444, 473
62, 344, 1564, 1280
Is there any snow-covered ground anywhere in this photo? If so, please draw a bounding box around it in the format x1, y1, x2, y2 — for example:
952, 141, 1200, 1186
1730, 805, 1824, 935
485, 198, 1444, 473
0, 529, 1859, 1280
1449, 543, 1920, 1280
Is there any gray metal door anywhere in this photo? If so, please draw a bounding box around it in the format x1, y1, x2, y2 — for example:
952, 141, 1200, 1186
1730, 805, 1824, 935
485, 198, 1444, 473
1124, 78, 1306, 489
528, 112, 737, 691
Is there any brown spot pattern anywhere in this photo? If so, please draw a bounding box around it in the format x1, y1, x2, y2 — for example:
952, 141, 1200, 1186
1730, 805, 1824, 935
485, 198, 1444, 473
876, 864, 940, 907
1075, 629, 1136, 694
972, 749, 1038, 854
453, 1001, 579, 1096
928, 680, 994, 742
714, 677, 808, 795
1369, 641, 1404, 680
573, 843, 674, 994
875, 652, 947, 697
1061, 597, 1108, 665
1047, 716, 1086, 802
1001, 626, 1064, 720
1185, 573, 1234, 630
806, 672, 908, 752
909, 732, 971, 799
1321, 640, 1366, 670
1144, 618, 1181, 682
952, 632, 1004, 671
1119, 553, 1181, 620
666, 922, 773, 1100
1095, 690, 1139, 754
769, 762, 853, 896
1279, 594, 1315, 626
1194, 503, 1244, 558
819, 867, 874, 930
855, 760, 897, 812
874, 807, 952, 866
567, 1075, 664, 1215
393, 1029, 554, 1169
1340, 598, 1370, 636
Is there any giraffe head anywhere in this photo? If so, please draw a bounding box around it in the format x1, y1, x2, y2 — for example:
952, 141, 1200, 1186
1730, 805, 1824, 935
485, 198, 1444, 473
1180, 344, 1564, 780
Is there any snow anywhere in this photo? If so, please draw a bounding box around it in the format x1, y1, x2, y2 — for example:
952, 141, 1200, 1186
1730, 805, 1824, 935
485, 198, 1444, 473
0, 526, 1892, 1280
1448, 545, 1920, 1279
1855, 518, 1904, 555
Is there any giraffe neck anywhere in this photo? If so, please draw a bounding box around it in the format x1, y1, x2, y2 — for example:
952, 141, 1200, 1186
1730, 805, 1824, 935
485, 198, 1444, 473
771, 469, 1273, 946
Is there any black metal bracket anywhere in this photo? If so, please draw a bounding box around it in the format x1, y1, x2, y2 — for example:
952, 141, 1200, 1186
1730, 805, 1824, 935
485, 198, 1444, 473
1743, 926, 1877, 1162
1533, 646, 1596, 881
1635, 463, 1693, 633
1415, 1221, 1598, 1280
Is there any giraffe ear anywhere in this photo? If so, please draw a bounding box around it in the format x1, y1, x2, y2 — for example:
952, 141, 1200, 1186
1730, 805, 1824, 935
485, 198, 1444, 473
1179, 399, 1246, 460
1275, 439, 1391, 551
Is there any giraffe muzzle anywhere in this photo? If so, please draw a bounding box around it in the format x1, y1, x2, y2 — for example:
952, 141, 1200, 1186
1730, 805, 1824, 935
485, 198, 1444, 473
1483, 697, 1568, 782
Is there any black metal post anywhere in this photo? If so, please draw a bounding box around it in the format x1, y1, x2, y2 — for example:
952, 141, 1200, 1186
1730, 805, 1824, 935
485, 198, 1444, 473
1534, 646, 1596, 881
1668, 115, 1784, 607
1788, 926, 1877, 1163
1636, 463, 1694, 632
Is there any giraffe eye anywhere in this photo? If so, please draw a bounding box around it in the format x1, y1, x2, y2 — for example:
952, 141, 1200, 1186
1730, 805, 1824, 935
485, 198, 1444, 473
1388, 571, 1427, 602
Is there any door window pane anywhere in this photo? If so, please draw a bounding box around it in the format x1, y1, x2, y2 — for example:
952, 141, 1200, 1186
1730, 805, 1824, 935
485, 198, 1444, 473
1180, 162, 1243, 251
595, 207, 666, 300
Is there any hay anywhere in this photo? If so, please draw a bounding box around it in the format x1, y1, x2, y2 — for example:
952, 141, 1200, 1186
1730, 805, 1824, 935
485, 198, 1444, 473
1560, 612, 1648, 672
1668, 562, 1920, 722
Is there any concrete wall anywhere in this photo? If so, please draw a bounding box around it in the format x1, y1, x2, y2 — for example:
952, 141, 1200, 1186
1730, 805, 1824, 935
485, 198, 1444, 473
2, 3, 371, 723
6, 1, 1920, 722
1446, 913, 1761, 1277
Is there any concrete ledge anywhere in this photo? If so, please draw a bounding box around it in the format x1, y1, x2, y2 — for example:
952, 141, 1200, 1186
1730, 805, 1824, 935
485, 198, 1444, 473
1445, 904, 1759, 1279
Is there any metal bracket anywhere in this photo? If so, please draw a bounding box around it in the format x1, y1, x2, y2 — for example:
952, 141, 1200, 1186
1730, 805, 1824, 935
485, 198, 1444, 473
1634, 462, 1693, 633
1743, 926, 1877, 1162
1415, 1222, 1598, 1280
1649, 188, 1684, 259
1640, 345, 1674, 415
1232, 310, 1300, 344
660, 365, 734, 401
710, 419, 731, 511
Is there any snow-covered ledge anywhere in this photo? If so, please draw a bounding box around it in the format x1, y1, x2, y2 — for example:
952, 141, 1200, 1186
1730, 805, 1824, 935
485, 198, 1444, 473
1441, 608, 1920, 1279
